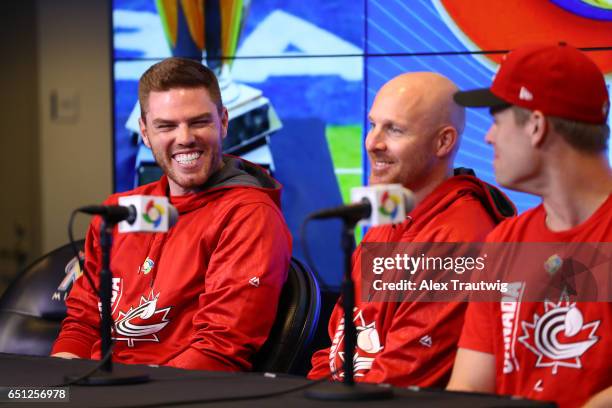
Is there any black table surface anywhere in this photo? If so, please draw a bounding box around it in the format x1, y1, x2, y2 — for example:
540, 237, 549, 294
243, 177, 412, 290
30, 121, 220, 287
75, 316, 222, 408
0, 353, 555, 408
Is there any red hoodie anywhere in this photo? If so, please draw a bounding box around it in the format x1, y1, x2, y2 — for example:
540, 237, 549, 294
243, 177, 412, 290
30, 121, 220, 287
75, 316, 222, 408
52, 157, 292, 371
309, 174, 515, 386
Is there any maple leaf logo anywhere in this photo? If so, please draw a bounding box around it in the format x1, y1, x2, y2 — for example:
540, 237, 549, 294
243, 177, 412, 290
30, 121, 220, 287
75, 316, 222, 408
518, 298, 600, 374
113, 291, 172, 347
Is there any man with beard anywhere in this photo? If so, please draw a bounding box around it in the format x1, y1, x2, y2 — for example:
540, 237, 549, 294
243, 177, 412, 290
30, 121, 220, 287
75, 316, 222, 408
308, 72, 515, 386
52, 58, 291, 371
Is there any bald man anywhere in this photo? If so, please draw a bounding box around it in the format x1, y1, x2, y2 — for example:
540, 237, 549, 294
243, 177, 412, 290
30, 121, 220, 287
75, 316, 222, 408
308, 72, 516, 387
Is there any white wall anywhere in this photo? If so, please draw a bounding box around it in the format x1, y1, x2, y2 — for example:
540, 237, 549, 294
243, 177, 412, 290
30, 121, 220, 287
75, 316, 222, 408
37, 0, 112, 252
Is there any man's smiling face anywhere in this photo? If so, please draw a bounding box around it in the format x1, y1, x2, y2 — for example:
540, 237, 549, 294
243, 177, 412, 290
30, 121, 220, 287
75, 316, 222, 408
139, 87, 228, 196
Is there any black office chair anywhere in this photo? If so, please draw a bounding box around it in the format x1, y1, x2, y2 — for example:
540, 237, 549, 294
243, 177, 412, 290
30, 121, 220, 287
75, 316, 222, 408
0, 242, 321, 376
252, 257, 321, 376
0, 240, 84, 356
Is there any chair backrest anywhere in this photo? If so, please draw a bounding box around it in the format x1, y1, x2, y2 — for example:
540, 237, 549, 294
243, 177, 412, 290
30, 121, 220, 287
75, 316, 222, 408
252, 257, 321, 375
0, 241, 84, 356
0, 244, 322, 375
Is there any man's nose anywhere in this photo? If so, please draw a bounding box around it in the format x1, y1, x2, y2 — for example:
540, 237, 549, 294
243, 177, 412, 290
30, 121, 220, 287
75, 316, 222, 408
176, 124, 195, 145
484, 126, 495, 145
365, 127, 386, 152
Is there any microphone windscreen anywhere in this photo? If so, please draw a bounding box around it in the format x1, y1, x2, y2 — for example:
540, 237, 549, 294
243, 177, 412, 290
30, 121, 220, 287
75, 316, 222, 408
118, 195, 177, 233
351, 184, 414, 226
402, 189, 415, 214
167, 204, 179, 228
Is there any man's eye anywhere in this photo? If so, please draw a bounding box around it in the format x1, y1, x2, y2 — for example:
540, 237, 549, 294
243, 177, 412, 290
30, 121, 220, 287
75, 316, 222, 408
191, 120, 210, 128
389, 126, 402, 134
156, 124, 174, 131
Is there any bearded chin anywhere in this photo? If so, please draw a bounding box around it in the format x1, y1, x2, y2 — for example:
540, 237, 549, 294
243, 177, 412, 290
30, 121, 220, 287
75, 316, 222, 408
169, 153, 223, 190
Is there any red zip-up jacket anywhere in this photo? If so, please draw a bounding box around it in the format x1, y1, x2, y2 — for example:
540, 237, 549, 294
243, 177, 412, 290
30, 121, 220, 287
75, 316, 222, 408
309, 174, 515, 386
52, 157, 291, 371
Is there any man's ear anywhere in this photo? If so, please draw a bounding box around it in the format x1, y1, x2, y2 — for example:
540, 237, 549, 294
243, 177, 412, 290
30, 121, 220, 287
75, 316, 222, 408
435, 126, 458, 158
528, 110, 547, 148
139, 117, 151, 148
220, 106, 229, 140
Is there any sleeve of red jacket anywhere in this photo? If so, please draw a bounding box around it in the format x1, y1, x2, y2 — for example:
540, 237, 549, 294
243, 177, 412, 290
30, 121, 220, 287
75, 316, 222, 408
309, 290, 468, 387
359, 301, 467, 387
308, 289, 466, 387
51, 217, 104, 358
166, 202, 291, 371
358, 223, 493, 387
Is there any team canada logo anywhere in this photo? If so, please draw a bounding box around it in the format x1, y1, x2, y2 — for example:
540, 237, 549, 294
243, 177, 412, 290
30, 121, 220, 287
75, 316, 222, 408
518, 300, 600, 374
329, 308, 383, 379
113, 291, 172, 347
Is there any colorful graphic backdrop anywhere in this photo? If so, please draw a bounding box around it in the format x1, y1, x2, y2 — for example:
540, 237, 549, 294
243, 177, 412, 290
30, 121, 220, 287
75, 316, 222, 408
113, 0, 612, 288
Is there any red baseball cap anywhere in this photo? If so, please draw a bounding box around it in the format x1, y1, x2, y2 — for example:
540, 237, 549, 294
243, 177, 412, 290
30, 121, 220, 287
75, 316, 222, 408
454, 43, 610, 124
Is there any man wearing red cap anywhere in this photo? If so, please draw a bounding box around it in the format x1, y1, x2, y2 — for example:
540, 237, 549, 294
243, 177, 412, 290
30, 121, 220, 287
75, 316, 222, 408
448, 43, 611, 408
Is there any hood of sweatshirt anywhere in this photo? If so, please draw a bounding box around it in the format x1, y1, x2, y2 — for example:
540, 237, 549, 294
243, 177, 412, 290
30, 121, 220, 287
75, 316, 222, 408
407, 168, 516, 231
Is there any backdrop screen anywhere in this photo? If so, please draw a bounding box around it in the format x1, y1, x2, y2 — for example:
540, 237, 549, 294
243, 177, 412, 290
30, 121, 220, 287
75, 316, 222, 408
113, 0, 612, 288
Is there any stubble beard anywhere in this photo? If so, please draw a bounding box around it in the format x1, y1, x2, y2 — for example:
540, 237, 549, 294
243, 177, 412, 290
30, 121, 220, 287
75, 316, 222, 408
154, 146, 223, 193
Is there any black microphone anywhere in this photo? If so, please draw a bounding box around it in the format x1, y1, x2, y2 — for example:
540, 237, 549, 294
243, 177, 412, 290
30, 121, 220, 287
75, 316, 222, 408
309, 184, 415, 226
79, 195, 179, 232
309, 200, 371, 222
79, 205, 137, 224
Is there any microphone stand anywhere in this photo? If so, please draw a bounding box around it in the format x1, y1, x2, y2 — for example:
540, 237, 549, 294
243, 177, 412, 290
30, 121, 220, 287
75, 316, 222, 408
65, 218, 149, 385
305, 215, 393, 400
